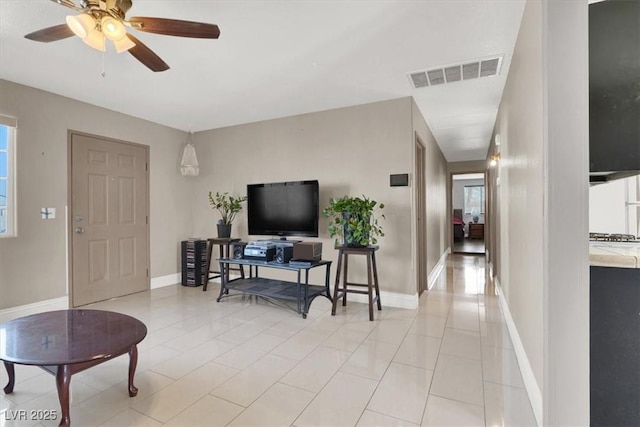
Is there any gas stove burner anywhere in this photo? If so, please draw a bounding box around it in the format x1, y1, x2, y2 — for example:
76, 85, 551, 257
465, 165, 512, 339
589, 232, 638, 242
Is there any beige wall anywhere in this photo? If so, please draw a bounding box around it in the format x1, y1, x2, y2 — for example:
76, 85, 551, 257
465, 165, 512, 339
491, 0, 545, 406
0, 85, 448, 310
447, 160, 487, 175
488, 0, 590, 424
0, 79, 192, 309
412, 100, 448, 278
192, 97, 447, 297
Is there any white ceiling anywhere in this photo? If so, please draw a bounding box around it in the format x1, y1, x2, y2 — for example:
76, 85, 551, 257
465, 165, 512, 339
0, 0, 525, 162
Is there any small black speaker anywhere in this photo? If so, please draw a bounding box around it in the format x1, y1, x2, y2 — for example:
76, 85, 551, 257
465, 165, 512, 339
232, 242, 247, 259
275, 246, 294, 264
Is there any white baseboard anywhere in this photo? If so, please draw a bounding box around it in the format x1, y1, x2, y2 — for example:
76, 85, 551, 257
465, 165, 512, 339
346, 247, 451, 310
341, 290, 418, 310
150, 273, 244, 290
427, 247, 450, 290
0, 297, 69, 323
153, 272, 418, 309
495, 277, 543, 427
150, 273, 180, 289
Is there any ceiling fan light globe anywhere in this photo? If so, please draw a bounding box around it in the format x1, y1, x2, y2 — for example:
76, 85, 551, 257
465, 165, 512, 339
101, 17, 126, 41
113, 36, 135, 53
65, 14, 95, 39
82, 28, 106, 52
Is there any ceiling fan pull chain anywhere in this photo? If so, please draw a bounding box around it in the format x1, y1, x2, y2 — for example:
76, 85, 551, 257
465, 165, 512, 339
101, 50, 106, 77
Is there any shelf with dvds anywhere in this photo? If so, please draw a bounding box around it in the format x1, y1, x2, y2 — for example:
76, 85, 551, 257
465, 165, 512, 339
181, 239, 208, 287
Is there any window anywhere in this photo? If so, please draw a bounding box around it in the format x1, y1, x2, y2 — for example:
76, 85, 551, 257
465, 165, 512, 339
0, 116, 16, 237
589, 175, 639, 236
464, 185, 485, 215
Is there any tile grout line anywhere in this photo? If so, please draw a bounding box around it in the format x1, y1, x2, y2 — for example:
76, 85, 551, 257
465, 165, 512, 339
418, 286, 451, 426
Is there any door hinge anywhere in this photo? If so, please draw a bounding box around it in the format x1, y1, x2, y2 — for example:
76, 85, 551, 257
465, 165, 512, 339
146, 216, 148, 224
146, 269, 149, 277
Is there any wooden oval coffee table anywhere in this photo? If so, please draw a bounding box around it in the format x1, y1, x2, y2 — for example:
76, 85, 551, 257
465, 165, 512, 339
0, 309, 147, 426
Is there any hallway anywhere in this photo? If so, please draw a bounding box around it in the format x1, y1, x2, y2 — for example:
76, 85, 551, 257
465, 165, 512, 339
452, 238, 486, 255
0, 254, 536, 426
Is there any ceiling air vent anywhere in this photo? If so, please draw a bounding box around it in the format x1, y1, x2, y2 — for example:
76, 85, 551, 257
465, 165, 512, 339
427, 69, 445, 86
444, 66, 461, 83
480, 58, 500, 77
462, 62, 480, 80
410, 72, 429, 88
407, 55, 503, 89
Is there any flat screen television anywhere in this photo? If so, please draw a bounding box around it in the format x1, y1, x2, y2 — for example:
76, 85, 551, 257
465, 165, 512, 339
247, 180, 319, 238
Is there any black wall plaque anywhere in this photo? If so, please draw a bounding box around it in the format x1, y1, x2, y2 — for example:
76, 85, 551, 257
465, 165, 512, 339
390, 174, 409, 187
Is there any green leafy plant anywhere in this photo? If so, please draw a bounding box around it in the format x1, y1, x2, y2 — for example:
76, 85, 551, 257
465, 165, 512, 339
322, 195, 385, 247
208, 191, 247, 225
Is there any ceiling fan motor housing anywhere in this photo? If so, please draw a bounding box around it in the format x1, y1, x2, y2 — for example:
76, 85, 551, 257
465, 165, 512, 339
81, 0, 132, 16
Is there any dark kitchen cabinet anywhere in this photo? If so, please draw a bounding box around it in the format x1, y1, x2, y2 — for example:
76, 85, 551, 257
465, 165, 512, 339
589, 0, 640, 174
590, 266, 640, 427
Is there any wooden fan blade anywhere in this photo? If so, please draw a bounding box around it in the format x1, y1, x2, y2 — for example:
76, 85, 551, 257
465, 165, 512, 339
126, 34, 170, 72
25, 24, 75, 43
128, 17, 220, 39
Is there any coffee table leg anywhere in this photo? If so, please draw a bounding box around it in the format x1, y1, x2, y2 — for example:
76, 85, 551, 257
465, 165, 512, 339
56, 365, 71, 427
3, 361, 15, 393
128, 345, 139, 397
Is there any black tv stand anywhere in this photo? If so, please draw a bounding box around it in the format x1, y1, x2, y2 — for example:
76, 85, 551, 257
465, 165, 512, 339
215, 258, 332, 318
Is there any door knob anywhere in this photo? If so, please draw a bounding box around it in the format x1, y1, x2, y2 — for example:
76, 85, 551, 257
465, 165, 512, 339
75, 227, 85, 234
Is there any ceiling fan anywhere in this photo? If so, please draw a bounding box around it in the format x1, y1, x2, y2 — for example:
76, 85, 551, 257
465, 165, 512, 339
24, 0, 221, 72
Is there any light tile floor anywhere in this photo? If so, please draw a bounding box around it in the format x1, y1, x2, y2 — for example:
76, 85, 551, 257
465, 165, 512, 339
452, 239, 485, 255
0, 254, 537, 426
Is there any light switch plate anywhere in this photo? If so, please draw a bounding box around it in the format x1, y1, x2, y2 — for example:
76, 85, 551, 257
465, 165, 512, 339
41, 208, 55, 219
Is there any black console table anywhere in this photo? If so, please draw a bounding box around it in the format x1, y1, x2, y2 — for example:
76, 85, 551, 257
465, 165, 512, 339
215, 259, 332, 318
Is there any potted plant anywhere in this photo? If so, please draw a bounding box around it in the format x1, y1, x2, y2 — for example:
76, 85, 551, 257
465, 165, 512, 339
322, 195, 385, 247
208, 191, 247, 238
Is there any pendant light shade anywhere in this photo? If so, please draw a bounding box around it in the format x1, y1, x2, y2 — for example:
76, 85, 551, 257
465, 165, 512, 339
113, 36, 135, 53
66, 14, 105, 52
180, 132, 199, 176
66, 14, 95, 39
82, 28, 106, 52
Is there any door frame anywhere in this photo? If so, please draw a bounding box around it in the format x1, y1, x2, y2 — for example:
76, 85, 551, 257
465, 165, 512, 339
67, 130, 150, 307
448, 170, 490, 257
415, 135, 427, 295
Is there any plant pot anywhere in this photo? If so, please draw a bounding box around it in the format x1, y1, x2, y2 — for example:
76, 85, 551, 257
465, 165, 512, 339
342, 212, 370, 247
217, 223, 232, 238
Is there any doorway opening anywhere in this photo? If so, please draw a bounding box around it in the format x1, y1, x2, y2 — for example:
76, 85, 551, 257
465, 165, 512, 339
452, 173, 486, 255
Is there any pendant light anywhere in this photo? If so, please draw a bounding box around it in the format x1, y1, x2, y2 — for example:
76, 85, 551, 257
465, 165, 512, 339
180, 132, 199, 176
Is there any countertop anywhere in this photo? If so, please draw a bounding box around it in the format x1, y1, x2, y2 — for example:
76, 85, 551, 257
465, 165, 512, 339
589, 241, 640, 269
